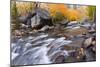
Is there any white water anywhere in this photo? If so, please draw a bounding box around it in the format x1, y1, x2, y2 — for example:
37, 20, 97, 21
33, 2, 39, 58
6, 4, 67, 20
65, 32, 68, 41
11, 34, 72, 65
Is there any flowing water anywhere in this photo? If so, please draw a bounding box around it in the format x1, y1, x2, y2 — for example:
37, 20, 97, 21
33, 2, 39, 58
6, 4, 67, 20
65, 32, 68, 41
11, 33, 72, 65
11, 22, 96, 65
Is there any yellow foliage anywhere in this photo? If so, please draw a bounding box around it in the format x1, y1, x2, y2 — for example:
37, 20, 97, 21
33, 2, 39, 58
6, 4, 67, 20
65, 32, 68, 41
47, 3, 80, 21
47, 3, 88, 21
48, 4, 68, 17
67, 9, 80, 21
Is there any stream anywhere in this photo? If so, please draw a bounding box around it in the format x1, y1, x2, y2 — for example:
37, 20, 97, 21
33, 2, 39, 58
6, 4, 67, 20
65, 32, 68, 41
11, 8, 96, 65
11, 21, 96, 66
11, 33, 72, 65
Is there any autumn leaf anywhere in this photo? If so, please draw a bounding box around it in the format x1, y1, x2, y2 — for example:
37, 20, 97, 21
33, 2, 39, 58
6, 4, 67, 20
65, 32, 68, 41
67, 9, 80, 21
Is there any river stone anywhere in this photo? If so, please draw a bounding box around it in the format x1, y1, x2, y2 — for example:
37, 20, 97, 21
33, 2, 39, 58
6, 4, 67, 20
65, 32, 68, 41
82, 37, 96, 61
60, 45, 77, 51
83, 37, 92, 48
67, 21, 78, 26
84, 48, 95, 61
67, 27, 88, 36
66, 38, 84, 48
39, 25, 50, 32
19, 12, 36, 27
50, 50, 68, 63
54, 55, 65, 63
66, 48, 86, 62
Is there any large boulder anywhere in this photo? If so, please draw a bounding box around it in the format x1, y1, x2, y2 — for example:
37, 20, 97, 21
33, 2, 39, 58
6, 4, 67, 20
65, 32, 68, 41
19, 12, 36, 28
19, 8, 53, 29
31, 8, 53, 29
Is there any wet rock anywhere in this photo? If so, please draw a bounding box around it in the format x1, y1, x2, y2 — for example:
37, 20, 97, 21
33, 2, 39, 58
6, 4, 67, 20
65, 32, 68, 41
20, 23, 29, 29
83, 37, 96, 49
69, 50, 79, 58
60, 45, 77, 51
38, 25, 50, 32
50, 50, 69, 63
66, 48, 86, 62
31, 29, 39, 33
91, 40, 96, 53
82, 36, 96, 61
67, 38, 85, 48
88, 29, 95, 34
13, 30, 22, 36
67, 21, 78, 26
12, 30, 24, 39
80, 22, 91, 29
67, 27, 88, 36
84, 48, 96, 61
54, 55, 65, 63
83, 37, 92, 48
